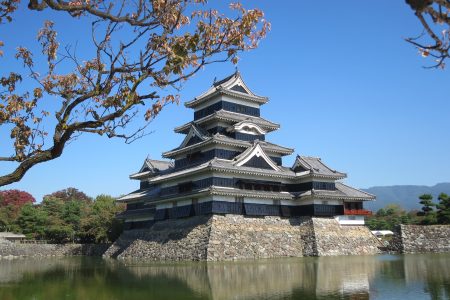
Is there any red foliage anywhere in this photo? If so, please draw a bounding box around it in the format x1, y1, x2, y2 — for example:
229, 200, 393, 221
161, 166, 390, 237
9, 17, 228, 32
44, 187, 91, 202
0, 189, 36, 208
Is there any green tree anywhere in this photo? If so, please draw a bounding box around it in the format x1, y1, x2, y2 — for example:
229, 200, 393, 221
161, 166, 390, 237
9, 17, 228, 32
16, 203, 48, 239
40, 197, 74, 243
376, 208, 387, 217
366, 203, 415, 231
0, 205, 20, 232
418, 194, 437, 225
437, 193, 450, 224
81, 195, 125, 243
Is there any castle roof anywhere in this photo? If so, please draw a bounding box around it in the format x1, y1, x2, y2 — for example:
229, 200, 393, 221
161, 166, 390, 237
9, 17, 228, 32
174, 110, 280, 134
292, 155, 346, 179
185, 72, 268, 108
135, 155, 344, 184
163, 133, 294, 158
129, 159, 174, 180
295, 182, 375, 201
118, 180, 374, 204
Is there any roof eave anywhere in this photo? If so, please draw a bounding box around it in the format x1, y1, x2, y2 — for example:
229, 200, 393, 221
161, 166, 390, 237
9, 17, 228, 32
163, 138, 293, 158
185, 89, 269, 108
298, 194, 375, 201
129, 171, 152, 180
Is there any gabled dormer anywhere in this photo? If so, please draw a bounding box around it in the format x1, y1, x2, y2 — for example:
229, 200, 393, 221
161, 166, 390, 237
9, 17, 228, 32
178, 123, 210, 148
233, 141, 280, 171
211, 71, 258, 97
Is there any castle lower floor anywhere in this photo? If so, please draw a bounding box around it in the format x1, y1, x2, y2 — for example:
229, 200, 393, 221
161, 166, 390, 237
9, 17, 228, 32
119, 198, 371, 230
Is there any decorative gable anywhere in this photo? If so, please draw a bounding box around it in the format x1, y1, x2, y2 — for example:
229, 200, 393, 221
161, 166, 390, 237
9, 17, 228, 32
221, 72, 255, 96
230, 84, 248, 94
179, 123, 209, 149
234, 143, 279, 171
228, 121, 267, 135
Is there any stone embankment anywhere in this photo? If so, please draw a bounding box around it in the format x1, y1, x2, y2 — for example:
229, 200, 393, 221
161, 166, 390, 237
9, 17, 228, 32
389, 224, 450, 254
104, 215, 382, 261
104, 215, 212, 261
0, 238, 109, 259
311, 218, 382, 256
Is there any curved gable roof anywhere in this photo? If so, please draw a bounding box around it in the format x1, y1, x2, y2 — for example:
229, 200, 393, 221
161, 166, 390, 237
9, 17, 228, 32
185, 72, 268, 108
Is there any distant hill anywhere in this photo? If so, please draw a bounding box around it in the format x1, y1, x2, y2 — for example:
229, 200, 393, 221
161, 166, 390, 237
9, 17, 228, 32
362, 183, 450, 211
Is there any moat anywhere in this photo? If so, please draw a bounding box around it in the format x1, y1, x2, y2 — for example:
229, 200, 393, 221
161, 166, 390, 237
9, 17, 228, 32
1, 253, 449, 300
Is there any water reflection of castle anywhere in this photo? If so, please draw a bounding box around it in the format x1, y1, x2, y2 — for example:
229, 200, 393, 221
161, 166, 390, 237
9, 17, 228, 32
122, 256, 377, 299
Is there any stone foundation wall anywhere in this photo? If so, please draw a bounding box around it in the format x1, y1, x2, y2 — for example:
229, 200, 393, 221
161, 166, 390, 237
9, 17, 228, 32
105, 214, 383, 261
105, 215, 212, 260
0, 239, 110, 259
393, 224, 450, 254
206, 215, 311, 261
312, 218, 382, 256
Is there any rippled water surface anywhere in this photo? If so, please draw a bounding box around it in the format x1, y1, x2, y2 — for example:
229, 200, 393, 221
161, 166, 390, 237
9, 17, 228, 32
0, 253, 449, 300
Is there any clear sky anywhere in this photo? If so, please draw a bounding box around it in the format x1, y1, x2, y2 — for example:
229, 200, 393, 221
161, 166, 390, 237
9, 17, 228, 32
2, 1, 450, 201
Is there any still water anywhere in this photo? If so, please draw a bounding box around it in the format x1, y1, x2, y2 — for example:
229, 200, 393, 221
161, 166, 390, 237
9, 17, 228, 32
0, 254, 449, 300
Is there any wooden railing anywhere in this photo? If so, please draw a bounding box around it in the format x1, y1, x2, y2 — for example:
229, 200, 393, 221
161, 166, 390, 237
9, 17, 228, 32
344, 209, 372, 216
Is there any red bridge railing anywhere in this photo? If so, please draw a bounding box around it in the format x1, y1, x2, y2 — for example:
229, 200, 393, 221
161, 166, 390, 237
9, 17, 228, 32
344, 209, 372, 216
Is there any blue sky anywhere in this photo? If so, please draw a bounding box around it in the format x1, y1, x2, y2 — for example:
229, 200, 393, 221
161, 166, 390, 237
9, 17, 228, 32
2, 1, 450, 201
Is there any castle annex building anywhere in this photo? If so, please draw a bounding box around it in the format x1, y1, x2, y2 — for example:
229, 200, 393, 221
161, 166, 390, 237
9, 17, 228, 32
117, 72, 375, 229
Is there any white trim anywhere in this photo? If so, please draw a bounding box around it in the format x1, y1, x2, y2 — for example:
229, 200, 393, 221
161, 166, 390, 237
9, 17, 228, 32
229, 121, 267, 135
211, 195, 236, 203
243, 198, 273, 205
235, 143, 280, 171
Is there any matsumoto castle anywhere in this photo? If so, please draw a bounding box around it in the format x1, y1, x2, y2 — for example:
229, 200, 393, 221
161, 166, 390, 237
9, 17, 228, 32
118, 72, 375, 229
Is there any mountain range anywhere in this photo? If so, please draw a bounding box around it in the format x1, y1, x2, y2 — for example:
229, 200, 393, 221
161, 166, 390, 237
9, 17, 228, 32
362, 183, 450, 211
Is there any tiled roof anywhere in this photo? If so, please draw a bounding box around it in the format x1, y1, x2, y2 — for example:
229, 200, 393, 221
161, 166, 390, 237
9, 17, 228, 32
292, 155, 346, 179
118, 185, 294, 204
174, 110, 280, 133
146, 158, 298, 184
146, 159, 174, 172
185, 72, 268, 108
295, 182, 375, 201
118, 187, 161, 201
335, 182, 376, 200
163, 133, 293, 158
129, 159, 174, 179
